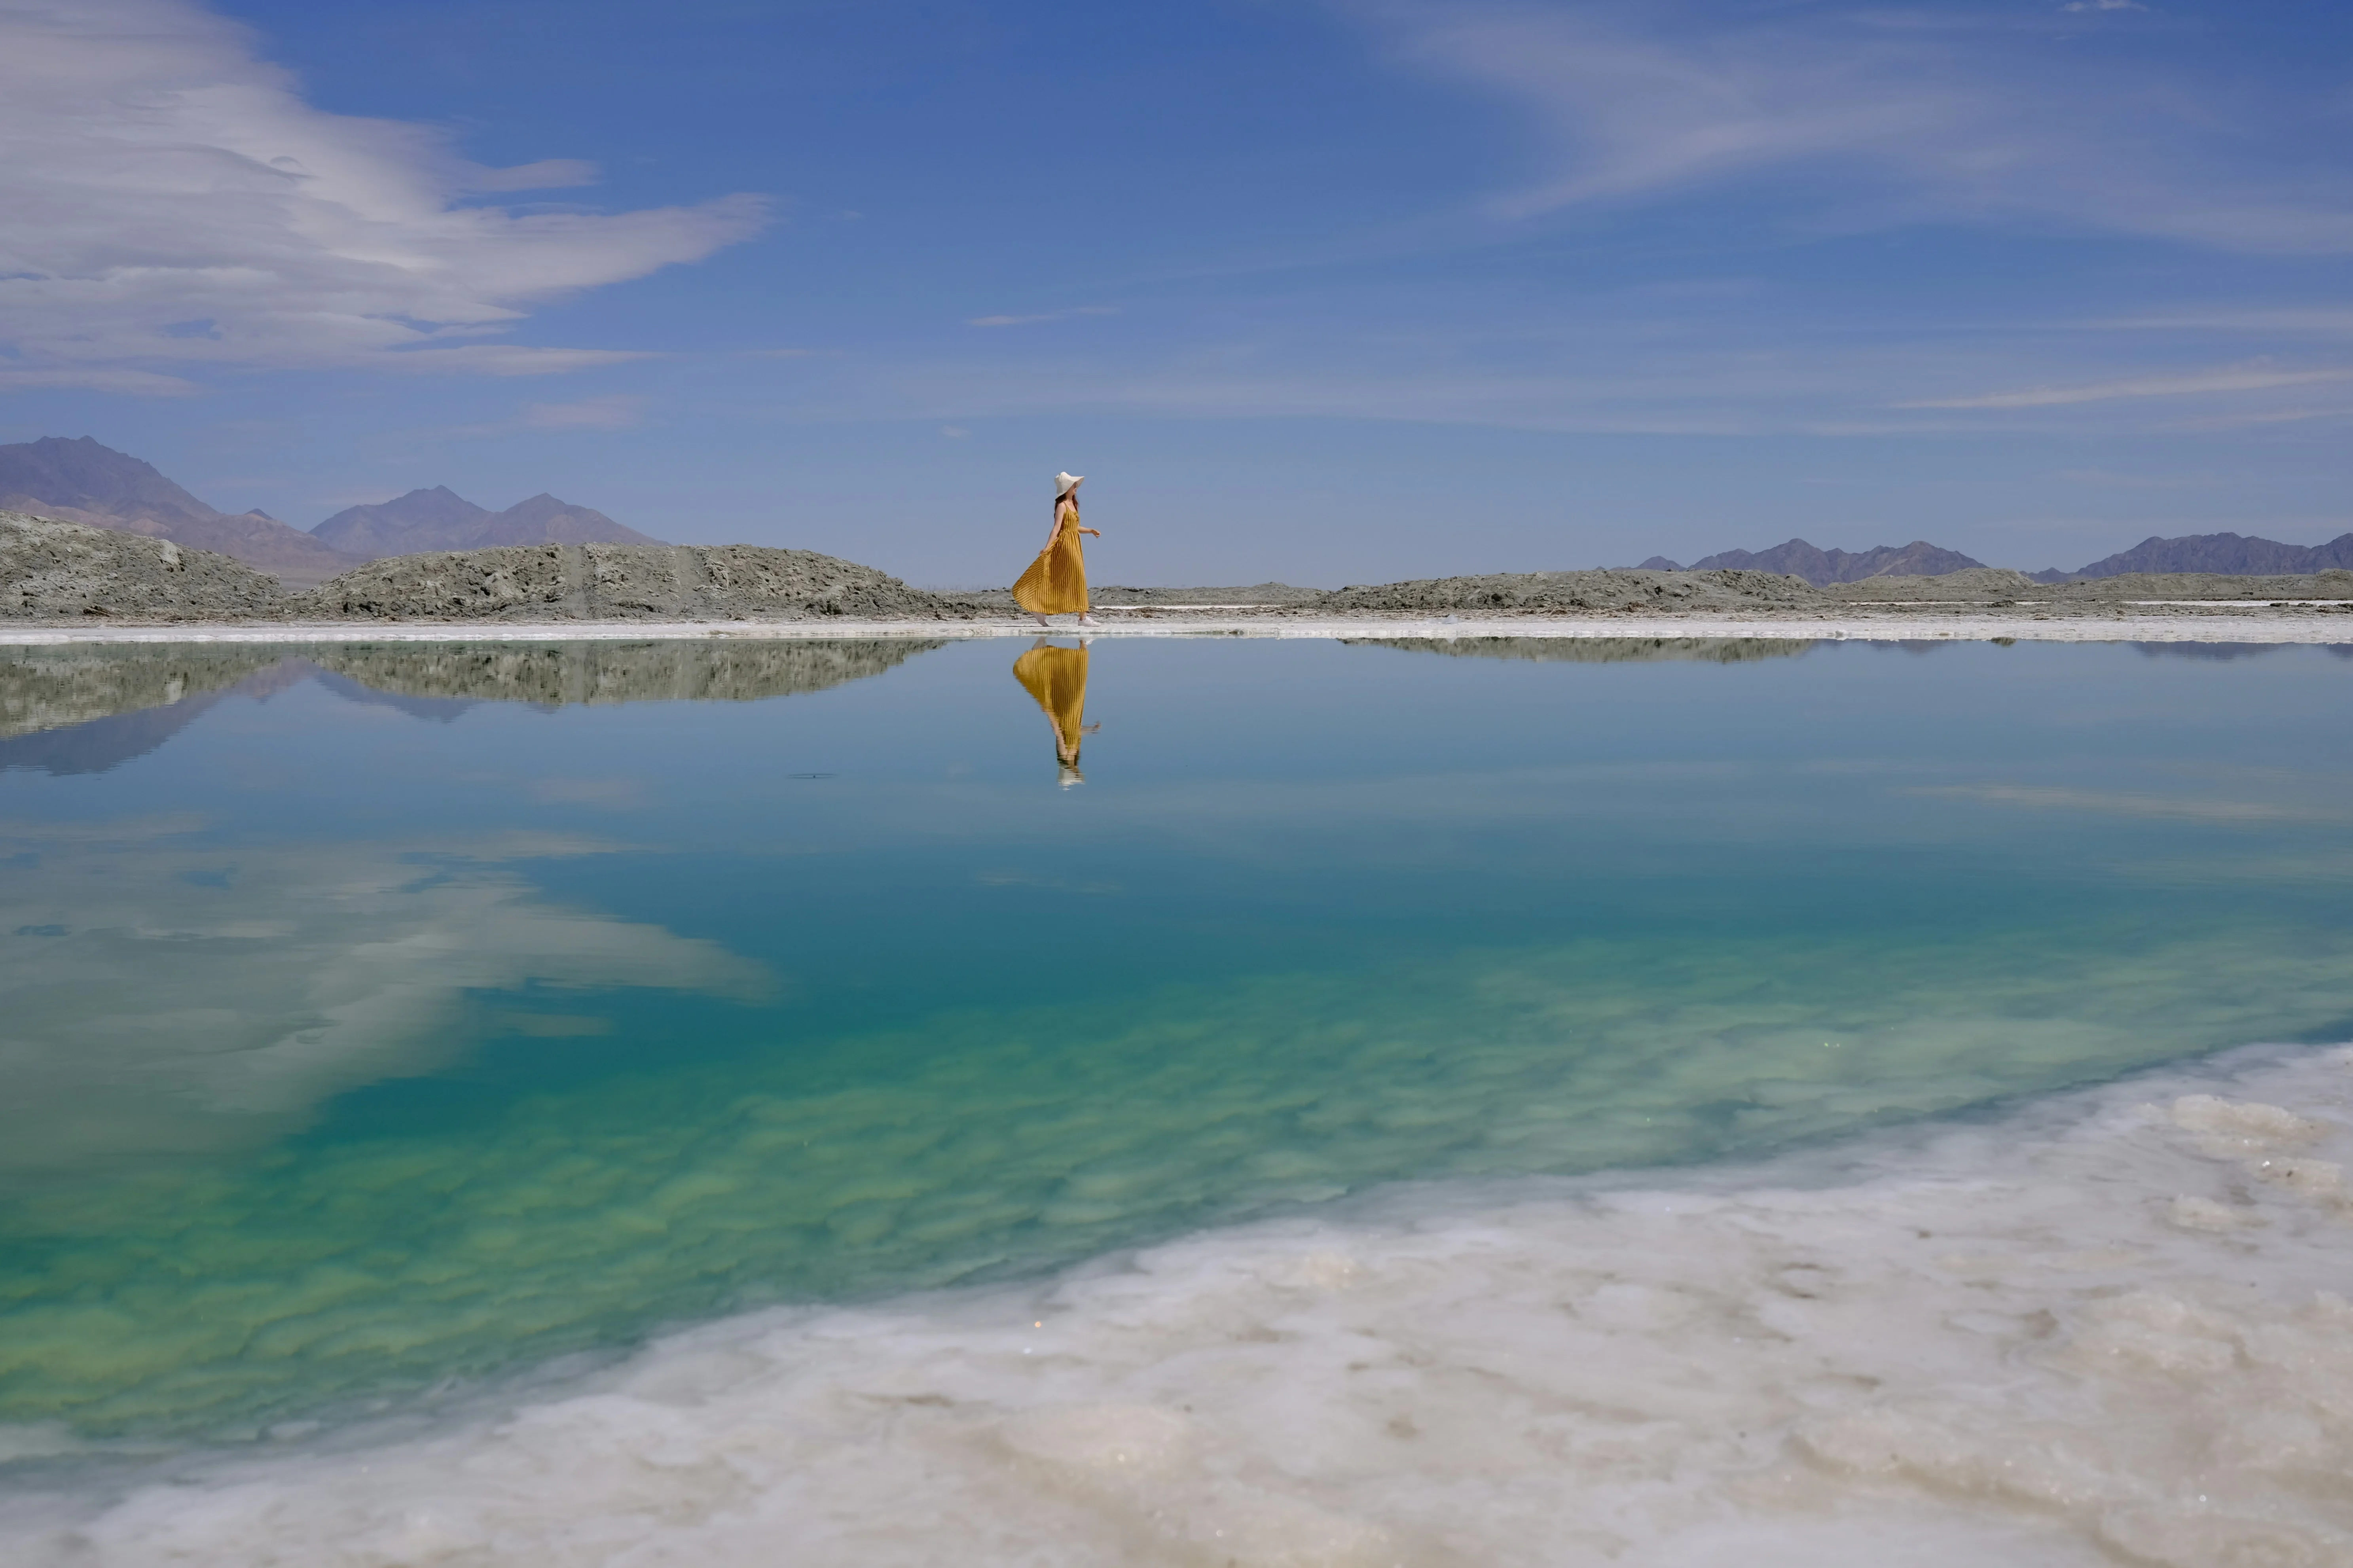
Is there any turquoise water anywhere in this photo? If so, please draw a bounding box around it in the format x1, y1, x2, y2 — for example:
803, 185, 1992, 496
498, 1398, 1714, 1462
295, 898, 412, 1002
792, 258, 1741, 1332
2, 635, 2349, 1444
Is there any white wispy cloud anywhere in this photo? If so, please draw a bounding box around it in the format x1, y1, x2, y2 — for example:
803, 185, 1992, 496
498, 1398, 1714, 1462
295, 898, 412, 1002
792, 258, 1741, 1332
1901, 364, 2353, 409
1357, 0, 2353, 254
866, 342, 1793, 435
968, 306, 1120, 328
2086, 308, 2353, 335
522, 394, 645, 430
0, 367, 201, 395
2058, 468, 2216, 490
433, 393, 648, 438
0, 0, 768, 391
2173, 403, 2353, 431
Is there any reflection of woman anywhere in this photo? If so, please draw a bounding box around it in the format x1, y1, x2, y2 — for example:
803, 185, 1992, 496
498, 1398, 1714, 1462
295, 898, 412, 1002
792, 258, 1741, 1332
1013, 639, 1098, 787
1012, 472, 1099, 629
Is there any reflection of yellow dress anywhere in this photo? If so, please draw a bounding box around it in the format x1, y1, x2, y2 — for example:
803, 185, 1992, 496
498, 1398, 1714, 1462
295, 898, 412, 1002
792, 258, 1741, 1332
1012, 499, 1088, 615
1013, 644, 1089, 765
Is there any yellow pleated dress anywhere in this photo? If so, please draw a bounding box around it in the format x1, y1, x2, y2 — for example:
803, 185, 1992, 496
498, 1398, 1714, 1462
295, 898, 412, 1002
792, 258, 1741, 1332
1012, 644, 1090, 765
1012, 499, 1089, 616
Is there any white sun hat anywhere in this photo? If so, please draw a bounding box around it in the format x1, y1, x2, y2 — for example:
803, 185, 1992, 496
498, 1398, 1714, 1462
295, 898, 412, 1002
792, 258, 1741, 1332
1055, 472, 1085, 495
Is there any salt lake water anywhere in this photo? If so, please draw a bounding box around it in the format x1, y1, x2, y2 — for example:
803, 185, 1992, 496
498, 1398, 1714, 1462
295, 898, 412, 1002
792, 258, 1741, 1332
2, 634, 2350, 1565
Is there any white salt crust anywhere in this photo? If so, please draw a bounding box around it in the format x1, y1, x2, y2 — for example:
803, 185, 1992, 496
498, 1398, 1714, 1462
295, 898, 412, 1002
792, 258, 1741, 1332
6, 1046, 2353, 1567
1, 612, 2349, 647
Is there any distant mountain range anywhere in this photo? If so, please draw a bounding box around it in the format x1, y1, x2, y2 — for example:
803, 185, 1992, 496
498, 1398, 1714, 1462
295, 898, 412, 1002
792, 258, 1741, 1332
1638, 539, 1985, 585
0, 436, 356, 586
9, 436, 2347, 592
0, 437, 664, 585
1639, 532, 2353, 587
2027, 532, 2353, 582
314, 486, 661, 556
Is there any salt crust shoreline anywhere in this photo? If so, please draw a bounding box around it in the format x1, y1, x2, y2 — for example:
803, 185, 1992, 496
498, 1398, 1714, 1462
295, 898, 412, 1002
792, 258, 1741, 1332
7, 1042, 2353, 1566
3, 610, 2350, 647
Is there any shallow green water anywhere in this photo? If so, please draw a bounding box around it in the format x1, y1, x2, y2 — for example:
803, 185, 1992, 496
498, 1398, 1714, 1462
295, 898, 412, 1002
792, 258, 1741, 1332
2, 635, 2349, 1441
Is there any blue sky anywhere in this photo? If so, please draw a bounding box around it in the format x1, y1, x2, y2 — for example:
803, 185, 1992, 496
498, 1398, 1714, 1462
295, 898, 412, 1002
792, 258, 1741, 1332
0, 0, 2346, 585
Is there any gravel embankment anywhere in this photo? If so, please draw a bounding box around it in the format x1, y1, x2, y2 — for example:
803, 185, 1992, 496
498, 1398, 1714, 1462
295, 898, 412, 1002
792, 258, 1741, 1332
958, 582, 1329, 610
1826, 568, 2353, 603
2043, 569, 2353, 602
3, 510, 291, 621
1090, 582, 1330, 606
5, 513, 989, 625
1319, 568, 1819, 615
9, 510, 2353, 632
295, 543, 981, 622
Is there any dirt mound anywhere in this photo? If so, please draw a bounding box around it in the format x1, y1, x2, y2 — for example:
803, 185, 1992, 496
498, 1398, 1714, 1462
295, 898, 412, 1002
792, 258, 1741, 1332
304, 638, 945, 706
2, 510, 292, 621
1344, 636, 1817, 664
956, 582, 1324, 610
2036, 570, 2353, 602
1805, 566, 2353, 604
1094, 583, 1327, 606
296, 543, 981, 622
1318, 568, 1819, 615
1825, 568, 2042, 600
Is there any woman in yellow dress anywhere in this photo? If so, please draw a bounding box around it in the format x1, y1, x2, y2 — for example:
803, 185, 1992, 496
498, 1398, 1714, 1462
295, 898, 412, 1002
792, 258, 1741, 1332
1012, 472, 1099, 628
1012, 639, 1096, 786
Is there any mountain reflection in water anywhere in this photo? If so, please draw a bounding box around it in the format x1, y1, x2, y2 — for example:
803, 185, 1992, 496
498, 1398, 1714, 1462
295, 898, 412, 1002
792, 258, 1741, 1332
0, 638, 949, 773
300, 638, 947, 707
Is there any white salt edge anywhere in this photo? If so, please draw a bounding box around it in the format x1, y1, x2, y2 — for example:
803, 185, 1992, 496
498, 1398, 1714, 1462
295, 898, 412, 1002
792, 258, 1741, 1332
5, 614, 2351, 648
7, 1043, 2353, 1568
